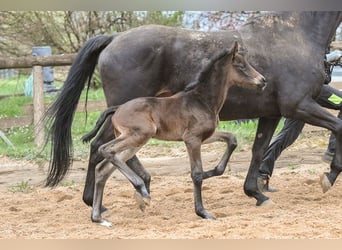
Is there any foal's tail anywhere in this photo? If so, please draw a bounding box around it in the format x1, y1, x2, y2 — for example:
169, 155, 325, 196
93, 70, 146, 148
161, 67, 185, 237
82, 105, 119, 143
44, 34, 116, 187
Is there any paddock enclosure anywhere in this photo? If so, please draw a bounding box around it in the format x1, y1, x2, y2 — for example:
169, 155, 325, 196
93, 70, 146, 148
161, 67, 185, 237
1, 126, 342, 239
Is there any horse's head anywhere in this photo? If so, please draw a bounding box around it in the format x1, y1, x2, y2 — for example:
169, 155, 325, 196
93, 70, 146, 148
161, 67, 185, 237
226, 41, 266, 90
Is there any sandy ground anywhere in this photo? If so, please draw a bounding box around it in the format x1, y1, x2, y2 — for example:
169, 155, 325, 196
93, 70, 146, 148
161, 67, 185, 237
1, 126, 342, 239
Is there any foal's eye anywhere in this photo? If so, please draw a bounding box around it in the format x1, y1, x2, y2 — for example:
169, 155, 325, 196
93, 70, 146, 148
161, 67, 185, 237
235, 62, 246, 70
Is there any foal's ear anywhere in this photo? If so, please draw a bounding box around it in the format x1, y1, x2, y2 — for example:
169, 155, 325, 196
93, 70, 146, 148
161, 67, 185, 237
231, 41, 239, 60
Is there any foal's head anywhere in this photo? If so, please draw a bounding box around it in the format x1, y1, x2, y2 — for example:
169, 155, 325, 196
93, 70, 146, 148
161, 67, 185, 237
226, 41, 266, 89
184, 41, 266, 93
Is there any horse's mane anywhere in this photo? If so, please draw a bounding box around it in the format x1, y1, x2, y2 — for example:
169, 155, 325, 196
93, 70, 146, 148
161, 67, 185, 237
242, 11, 297, 27
184, 48, 230, 92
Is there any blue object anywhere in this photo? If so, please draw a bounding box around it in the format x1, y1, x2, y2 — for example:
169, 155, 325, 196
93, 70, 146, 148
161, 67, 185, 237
32, 46, 54, 83
24, 73, 33, 97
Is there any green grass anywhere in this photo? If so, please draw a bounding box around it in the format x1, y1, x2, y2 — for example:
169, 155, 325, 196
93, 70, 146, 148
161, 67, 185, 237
0, 96, 32, 118
0, 76, 105, 161
0, 75, 28, 95
8, 180, 33, 193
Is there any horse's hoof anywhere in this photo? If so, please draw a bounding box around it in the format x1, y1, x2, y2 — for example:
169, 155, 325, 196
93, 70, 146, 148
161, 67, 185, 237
92, 215, 112, 227
100, 205, 108, 214
197, 210, 216, 220
101, 209, 112, 218
134, 191, 151, 211
206, 214, 216, 220
256, 198, 274, 206
320, 173, 332, 193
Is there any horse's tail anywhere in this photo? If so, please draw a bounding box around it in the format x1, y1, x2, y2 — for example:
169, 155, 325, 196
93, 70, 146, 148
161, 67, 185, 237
82, 105, 119, 143
44, 34, 116, 187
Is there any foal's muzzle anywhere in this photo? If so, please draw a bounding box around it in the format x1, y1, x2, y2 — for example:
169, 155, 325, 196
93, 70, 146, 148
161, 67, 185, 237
256, 76, 267, 90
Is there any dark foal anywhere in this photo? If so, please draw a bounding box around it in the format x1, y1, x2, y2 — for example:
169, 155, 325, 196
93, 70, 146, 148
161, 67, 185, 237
89, 42, 266, 227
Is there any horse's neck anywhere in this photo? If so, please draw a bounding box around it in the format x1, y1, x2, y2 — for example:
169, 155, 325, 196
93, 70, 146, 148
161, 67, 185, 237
297, 12, 342, 50
241, 11, 341, 59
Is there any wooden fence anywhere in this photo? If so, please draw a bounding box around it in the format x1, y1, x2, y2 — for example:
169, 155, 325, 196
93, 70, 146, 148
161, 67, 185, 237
0, 54, 76, 147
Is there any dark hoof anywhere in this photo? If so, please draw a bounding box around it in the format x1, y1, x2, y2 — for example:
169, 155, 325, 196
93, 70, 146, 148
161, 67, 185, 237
257, 199, 274, 206
257, 175, 278, 193
197, 210, 216, 220
100, 205, 108, 214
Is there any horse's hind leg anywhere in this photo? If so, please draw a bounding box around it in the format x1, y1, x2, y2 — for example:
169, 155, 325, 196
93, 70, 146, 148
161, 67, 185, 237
202, 131, 237, 179
83, 119, 114, 210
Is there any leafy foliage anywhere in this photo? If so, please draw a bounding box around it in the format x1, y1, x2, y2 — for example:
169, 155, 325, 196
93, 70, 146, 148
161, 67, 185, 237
0, 11, 185, 57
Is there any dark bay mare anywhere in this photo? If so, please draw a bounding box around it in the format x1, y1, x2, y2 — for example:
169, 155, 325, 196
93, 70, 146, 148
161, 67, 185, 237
45, 12, 342, 210
83, 44, 265, 226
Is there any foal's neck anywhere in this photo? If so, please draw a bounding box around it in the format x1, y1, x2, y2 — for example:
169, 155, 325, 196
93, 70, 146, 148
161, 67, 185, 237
187, 71, 229, 115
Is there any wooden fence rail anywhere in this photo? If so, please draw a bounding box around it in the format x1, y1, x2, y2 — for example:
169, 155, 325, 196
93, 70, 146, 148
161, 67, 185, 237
0, 54, 76, 69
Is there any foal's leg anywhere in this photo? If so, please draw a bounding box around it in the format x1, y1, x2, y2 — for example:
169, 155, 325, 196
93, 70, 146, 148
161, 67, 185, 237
185, 138, 215, 220
202, 131, 237, 179
99, 137, 150, 200
83, 120, 151, 210
91, 158, 117, 227
92, 137, 150, 227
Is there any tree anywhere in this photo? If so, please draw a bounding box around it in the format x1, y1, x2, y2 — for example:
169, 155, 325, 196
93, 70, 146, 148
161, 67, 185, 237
0, 11, 185, 57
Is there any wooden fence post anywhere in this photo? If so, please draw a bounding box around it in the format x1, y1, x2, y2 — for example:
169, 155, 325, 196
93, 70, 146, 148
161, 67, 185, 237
33, 65, 45, 147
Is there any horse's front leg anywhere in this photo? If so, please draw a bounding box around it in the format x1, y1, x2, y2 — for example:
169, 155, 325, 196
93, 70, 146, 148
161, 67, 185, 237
321, 136, 342, 192
202, 131, 237, 179
185, 138, 215, 220
244, 117, 280, 206
286, 98, 342, 193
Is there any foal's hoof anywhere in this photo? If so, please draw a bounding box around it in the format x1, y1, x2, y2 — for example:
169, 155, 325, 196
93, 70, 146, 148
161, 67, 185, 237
320, 173, 332, 193
134, 191, 151, 211
257, 199, 274, 207
97, 219, 112, 228
205, 214, 216, 220
92, 216, 112, 228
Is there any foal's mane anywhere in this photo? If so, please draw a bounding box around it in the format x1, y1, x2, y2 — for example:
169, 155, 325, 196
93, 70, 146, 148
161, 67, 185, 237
184, 48, 230, 92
